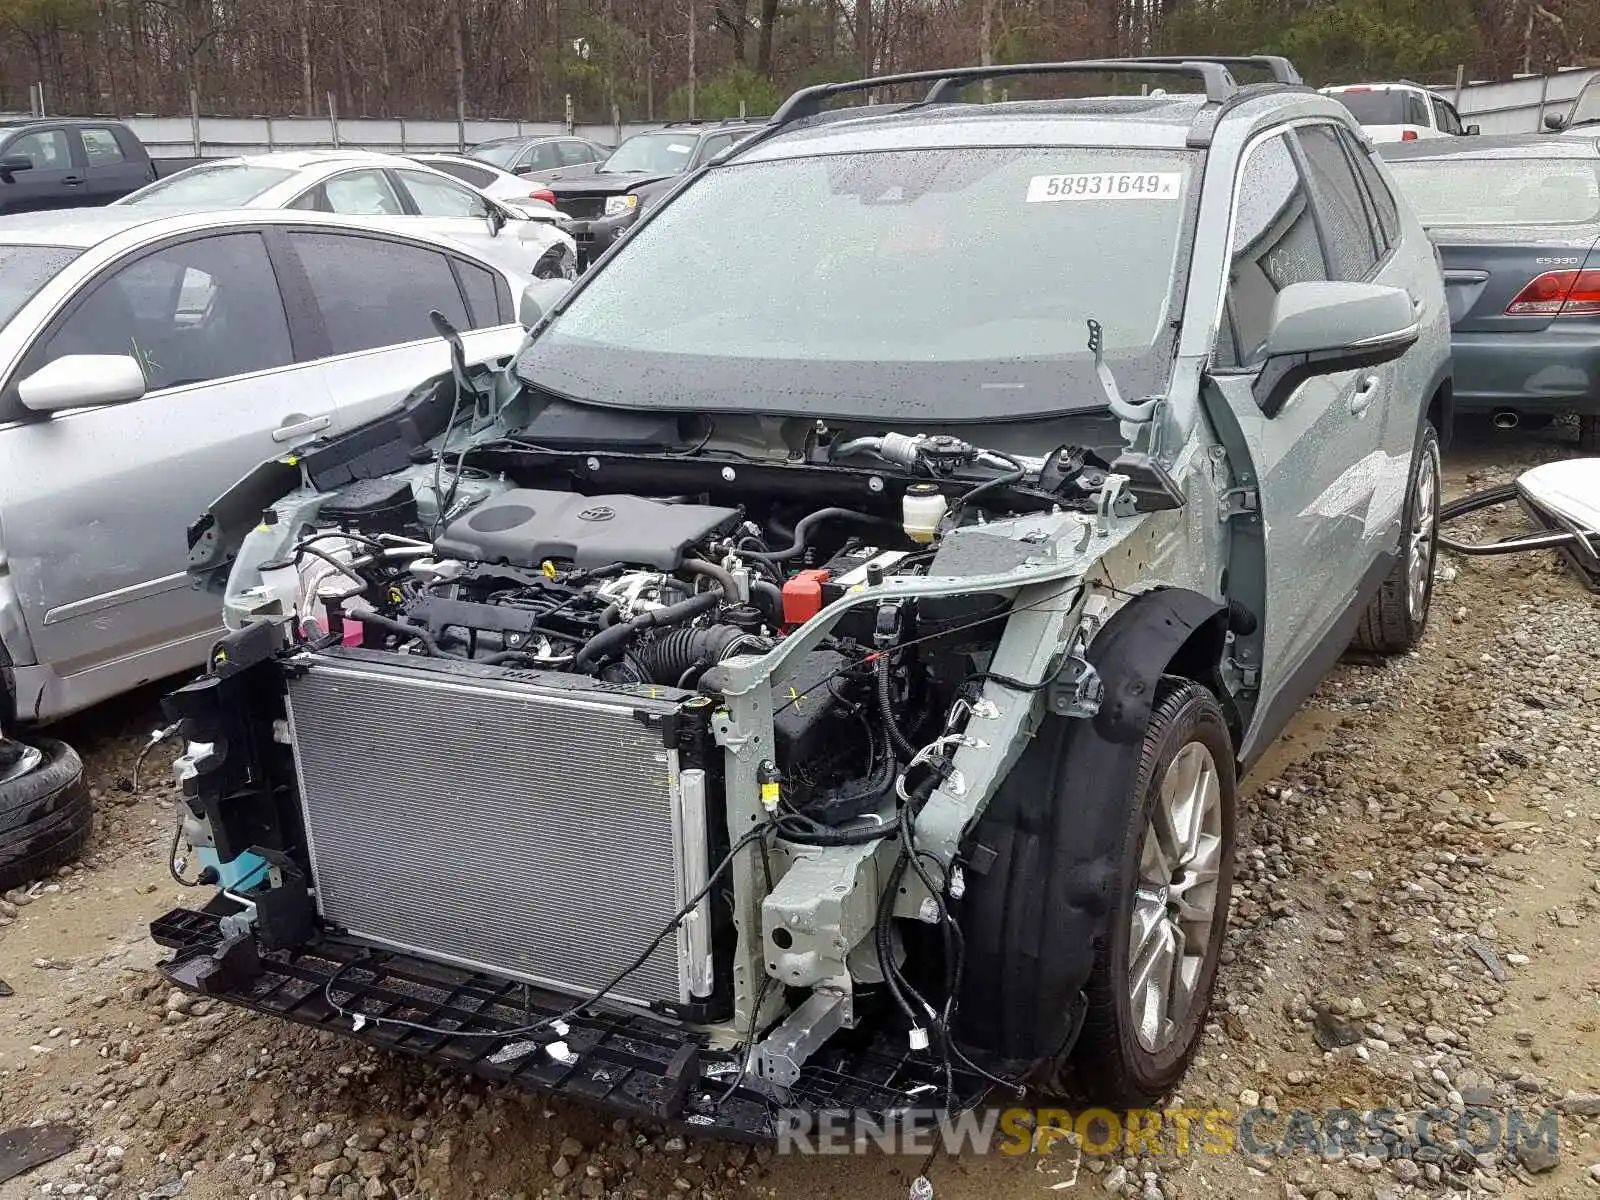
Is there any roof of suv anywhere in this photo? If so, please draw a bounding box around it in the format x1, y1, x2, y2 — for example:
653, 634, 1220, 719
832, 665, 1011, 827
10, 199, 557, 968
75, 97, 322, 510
0, 116, 133, 129
735, 87, 1338, 163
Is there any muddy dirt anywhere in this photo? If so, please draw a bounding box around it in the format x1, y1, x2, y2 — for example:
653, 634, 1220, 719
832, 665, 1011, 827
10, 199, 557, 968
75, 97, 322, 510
1, 420, 1596, 1200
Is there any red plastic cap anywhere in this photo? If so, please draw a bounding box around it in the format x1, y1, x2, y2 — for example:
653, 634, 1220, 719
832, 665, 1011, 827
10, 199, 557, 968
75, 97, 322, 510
1506, 269, 1600, 316
781, 569, 832, 626
1401, 129, 1419, 141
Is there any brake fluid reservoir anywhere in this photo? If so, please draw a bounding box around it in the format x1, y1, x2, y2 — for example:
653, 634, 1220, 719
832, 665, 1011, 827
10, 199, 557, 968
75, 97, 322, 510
902, 483, 947, 545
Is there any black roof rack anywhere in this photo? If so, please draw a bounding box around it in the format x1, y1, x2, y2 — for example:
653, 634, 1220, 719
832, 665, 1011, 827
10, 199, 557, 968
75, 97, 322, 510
662, 116, 766, 128
1125, 55, 1302, 86
768, 59, 1241, 129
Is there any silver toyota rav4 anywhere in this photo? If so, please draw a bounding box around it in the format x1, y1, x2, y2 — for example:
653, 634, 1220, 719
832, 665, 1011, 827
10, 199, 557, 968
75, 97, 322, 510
151, 56, 1449, 1139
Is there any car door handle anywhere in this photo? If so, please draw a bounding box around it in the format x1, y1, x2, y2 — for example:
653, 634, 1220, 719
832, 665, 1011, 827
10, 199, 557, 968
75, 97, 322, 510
272, 414, 331, 442
62, 176, 85, 186
1349, 375, 1379, 416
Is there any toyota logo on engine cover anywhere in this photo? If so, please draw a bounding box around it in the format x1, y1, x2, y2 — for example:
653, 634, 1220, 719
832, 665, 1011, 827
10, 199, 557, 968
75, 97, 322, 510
577, 505, 615, 522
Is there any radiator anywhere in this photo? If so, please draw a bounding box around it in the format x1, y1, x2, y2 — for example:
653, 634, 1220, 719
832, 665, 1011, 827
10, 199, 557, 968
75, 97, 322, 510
284, 651, 711, 1008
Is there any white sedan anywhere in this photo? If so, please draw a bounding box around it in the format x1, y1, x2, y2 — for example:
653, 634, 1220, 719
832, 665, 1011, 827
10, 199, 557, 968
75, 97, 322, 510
117, 150, 577, 279
405, 153, 568, 216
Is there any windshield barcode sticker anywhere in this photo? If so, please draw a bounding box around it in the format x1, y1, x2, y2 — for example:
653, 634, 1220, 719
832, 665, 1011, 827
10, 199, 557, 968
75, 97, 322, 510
1026, 172, 1183, 202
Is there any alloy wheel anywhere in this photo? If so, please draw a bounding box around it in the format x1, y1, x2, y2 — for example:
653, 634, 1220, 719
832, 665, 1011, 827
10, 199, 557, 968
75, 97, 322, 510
1129, 741, 1225, 1053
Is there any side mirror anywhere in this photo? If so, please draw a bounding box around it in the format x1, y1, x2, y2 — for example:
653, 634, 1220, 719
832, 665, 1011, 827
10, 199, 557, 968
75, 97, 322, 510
518, 278, 574, 330
485, 203, 507, 238
1545, 112, 1568, 131
0, 154, 33, 182
18, 354, 147, 413
1252, 281, 1418, 418
1465, 124, 1480, 135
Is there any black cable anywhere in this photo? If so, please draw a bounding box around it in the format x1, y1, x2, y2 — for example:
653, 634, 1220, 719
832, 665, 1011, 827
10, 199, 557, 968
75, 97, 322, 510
743, 507, 894, 564
772, 586, 1076, 719
875, 651, 920, 761
294, 544, 368, 590
949, 451, 1026, 516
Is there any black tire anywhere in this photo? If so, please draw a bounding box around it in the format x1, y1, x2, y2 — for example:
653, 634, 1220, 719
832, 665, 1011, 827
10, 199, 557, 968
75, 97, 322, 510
1580, 415, 1599, 454
0, 738, 85, 837
1351, 421, 1441, 655
0, 787, 93, 893
1070, 681, 1237, 1106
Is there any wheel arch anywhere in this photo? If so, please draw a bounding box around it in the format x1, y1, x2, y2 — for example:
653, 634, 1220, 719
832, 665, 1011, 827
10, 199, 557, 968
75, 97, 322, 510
1087, 586, 1241, 750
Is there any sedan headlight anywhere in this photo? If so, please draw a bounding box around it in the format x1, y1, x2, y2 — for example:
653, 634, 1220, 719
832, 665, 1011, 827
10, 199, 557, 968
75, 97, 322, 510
604, 194, 639, 218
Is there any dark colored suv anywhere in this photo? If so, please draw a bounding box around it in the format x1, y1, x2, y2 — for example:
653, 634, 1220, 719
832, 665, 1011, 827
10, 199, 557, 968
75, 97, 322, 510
0, 119, 157, 213
544, 119, 765, 266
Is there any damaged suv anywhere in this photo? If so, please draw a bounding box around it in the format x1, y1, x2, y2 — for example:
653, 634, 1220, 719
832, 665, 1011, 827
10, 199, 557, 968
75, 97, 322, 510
150, 56, 1449, 1138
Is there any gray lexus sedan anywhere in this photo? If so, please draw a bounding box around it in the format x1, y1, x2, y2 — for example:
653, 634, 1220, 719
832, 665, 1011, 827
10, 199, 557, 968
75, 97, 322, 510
1382, 133, 1600, 450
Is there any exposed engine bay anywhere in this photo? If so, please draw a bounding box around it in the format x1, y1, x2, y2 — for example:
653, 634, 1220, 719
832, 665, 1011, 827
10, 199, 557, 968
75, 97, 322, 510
152, 355, 1194, 1138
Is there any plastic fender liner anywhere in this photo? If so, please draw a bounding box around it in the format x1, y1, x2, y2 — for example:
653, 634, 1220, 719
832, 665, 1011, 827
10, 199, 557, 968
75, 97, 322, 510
953, 588, 1227, 1067
1088, 587, 1229, 744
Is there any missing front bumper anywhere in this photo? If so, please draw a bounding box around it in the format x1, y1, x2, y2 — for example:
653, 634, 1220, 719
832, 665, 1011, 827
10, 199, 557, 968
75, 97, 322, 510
150, 907, 990, 1142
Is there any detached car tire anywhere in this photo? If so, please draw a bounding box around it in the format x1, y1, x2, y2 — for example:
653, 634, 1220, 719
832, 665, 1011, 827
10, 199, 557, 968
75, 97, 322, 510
1351, 422, 1440, 655
0, 740, 92, 891
0, 738, 84, 836
1071, 680, 1237, 1105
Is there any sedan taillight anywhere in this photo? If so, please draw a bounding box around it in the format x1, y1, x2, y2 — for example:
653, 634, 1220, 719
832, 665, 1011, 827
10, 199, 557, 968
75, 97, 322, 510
1506, 269, 1600, 316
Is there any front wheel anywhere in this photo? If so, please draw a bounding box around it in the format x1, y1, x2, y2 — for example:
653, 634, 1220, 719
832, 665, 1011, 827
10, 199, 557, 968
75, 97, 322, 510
1072, 681, 1237, 1105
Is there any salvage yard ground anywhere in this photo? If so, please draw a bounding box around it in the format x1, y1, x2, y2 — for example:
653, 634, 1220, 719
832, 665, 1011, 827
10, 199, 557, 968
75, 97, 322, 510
1, 420, 1597, 1200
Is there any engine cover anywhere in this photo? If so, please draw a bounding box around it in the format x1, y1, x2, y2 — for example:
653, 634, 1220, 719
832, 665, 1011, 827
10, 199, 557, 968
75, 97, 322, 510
434, 489, 739, 571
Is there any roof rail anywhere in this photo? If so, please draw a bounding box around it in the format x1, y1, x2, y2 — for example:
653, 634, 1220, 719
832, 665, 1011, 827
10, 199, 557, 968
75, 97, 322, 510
767, 59, 1240, 129
1126, 54, 1303, 86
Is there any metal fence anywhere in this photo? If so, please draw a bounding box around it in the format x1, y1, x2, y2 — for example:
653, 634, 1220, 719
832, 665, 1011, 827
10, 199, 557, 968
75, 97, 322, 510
0, 111, 670, 157
1437, 66, 1599, 135
117, 115, 667, 158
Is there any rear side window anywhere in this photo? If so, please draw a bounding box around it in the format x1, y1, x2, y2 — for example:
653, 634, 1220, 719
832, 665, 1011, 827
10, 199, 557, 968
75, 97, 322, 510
1341, 129, 1400, 250
80, 128, 126, 164
1217, 132, 1329, 372
1296, 124, 1380, 281
426, 159, 495, 190
452, 259, 507, 328
285, 232, 468, 356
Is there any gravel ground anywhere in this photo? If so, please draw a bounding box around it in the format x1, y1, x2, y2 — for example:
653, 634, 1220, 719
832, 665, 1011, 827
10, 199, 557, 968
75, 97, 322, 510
1, 420, 1597, 1200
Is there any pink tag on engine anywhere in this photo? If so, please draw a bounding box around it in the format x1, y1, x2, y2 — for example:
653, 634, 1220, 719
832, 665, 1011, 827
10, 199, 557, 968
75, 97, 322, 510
342, 622, 364, 647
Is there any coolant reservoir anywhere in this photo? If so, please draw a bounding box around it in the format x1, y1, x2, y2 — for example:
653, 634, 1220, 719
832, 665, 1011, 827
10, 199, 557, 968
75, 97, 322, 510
902, 483, 947, 544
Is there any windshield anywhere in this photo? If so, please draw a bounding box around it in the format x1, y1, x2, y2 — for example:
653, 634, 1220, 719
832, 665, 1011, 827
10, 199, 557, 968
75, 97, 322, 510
1328, 90, 1422, 126
468, 139, 525, 170
121, 163, 295, 206
520, 147, 1194, 421
0, 245, 79, 327
599, 132, 699, 175
1387, 157, 1600, 226
1572, 79, 1600, 127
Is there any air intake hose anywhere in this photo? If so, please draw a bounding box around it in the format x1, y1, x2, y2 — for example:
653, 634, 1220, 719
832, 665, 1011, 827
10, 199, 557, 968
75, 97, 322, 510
632, 625, 767, 686
573, 591, 720, 673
